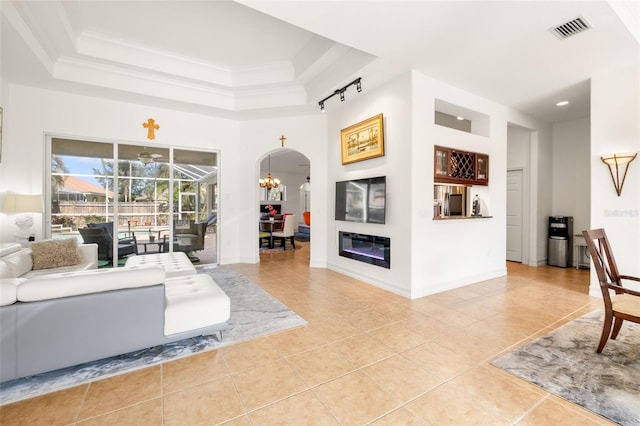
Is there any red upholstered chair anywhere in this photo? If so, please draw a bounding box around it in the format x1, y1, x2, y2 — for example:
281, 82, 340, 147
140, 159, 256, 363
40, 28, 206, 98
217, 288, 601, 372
582, 228, 640, 353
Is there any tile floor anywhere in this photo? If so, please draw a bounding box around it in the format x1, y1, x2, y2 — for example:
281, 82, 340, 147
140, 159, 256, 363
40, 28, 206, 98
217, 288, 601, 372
0, 242, 613, 425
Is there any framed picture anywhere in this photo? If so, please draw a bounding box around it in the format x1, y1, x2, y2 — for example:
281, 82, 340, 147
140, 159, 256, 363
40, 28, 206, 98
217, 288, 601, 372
341, 113, 384, 165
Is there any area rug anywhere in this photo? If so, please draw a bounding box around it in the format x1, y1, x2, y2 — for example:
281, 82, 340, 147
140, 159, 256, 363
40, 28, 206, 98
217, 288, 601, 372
0, 266, 306, 405
492, 310, 640, 425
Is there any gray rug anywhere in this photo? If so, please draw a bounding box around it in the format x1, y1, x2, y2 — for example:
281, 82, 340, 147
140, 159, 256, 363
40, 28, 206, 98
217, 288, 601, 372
0, 266, 306, 405
492, 310, 640, 425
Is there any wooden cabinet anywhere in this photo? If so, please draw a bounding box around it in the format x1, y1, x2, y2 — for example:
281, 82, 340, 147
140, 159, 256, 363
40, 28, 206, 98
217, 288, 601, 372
475, 154, 489, 185
434, 146, 489, 186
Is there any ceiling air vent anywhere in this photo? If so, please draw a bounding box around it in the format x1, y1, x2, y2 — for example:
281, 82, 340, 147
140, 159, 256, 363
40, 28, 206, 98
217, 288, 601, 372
550, 16, 591, 39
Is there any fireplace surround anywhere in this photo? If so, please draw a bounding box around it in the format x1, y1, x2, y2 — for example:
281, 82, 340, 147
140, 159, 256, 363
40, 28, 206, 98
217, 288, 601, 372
338, 231, 390, 269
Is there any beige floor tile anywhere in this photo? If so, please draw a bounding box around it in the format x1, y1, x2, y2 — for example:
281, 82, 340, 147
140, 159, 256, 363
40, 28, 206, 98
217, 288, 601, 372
76, 399, 162, 426
329, 334, 394, 368
313, 370, 402, 425
4, 257, 607, 426
449, 365, 545, 422
232, 359, 307, 411
545, 394, 615, 425
163, 376, 244, 426
248, 390, 338, 425
221, 336, 283, 373
77, 366, 161, 421
268, 325, 327, 357
363, 354, 443, 402
310, 317, 360, 343
366, 322, 429, 352
406, 383, 510, 425
517, 397, 605, 425
162, 349, 229, 394
219, 415, 253, 425
286, 344, 357, 387
401, 341, 475, 381
339, 308, 392, 332
370, 407, 429, 425
0, 385, 87, 425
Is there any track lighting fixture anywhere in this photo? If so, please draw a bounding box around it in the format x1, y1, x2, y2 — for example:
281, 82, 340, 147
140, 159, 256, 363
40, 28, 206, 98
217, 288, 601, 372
317, 78, 362, 111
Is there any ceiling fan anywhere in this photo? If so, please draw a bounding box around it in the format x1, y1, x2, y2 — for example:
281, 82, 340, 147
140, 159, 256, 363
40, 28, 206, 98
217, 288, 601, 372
137, 147, 163, 164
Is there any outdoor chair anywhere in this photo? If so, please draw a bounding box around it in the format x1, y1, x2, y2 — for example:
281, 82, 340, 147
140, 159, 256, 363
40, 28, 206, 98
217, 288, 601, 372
582, 228, 640, 353
79, 227, 138, 265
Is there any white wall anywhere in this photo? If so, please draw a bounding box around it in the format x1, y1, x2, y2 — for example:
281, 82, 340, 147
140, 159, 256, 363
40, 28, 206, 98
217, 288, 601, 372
412, 71, 507, 297
507, 124, 531, 265
590, 60, 640, 295
326, 73, 413, 297
0, 84, 326, 269
240, 115, 327, 267
552, 117, 590, 240
0, 84, 245, 262
506, 109, 553, 266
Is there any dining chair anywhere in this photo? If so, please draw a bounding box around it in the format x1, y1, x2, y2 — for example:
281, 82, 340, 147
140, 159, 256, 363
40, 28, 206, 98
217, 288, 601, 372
582, 228, 640, 353
272, 214, 296, 250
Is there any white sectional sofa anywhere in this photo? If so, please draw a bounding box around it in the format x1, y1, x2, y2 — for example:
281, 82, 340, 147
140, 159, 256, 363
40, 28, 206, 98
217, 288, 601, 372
0, 241, 230, 383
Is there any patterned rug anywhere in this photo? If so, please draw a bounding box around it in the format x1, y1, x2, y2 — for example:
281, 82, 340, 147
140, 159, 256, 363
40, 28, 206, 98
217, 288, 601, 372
492, 310, 640, 425
0, 266, 306, 405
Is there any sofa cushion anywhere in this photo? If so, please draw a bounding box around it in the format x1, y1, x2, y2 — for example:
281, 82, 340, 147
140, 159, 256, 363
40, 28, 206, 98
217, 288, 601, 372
0, 278, 25, 306
17, 265, 166, 302
164, 274, 231, 336
124, 252, 196, 277
21, 260, 96, 279
0, 260, 12, 279
0, 243, 23, 257
1, 249, 33, 278
30, 239, 81, 270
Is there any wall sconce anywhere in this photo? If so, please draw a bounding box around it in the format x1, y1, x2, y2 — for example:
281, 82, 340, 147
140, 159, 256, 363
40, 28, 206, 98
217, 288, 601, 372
2, 194, 44, 241
601, 152, 637, 196
318, 77, 362, 112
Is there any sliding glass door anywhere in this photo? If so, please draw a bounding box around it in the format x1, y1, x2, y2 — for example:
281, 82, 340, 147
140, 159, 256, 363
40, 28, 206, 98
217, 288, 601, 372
48, 137, 218, 266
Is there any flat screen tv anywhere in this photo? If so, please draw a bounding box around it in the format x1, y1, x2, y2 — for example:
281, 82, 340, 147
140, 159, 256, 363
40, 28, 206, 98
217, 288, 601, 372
335, 176, 386, 224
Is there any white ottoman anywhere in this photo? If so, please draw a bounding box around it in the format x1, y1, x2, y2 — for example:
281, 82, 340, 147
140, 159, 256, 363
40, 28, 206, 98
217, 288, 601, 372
164, 274, 231, 336
124, 252, 196, 277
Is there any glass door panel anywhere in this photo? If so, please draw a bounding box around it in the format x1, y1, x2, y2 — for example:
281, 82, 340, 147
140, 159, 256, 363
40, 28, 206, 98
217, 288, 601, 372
117, 144, 170, 242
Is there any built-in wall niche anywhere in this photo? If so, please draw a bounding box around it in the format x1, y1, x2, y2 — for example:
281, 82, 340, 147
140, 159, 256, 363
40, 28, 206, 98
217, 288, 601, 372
434, 99, 490, 137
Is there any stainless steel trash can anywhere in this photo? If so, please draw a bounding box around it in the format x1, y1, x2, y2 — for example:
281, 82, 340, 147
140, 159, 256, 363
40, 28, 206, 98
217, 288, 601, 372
548, 216, 573, 268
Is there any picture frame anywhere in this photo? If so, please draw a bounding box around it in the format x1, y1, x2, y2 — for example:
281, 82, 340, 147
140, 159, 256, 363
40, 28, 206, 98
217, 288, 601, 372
341, 113, 384, 165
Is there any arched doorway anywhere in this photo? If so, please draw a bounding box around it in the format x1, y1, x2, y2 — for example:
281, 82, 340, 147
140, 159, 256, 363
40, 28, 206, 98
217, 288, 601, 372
257, 149, 311, 255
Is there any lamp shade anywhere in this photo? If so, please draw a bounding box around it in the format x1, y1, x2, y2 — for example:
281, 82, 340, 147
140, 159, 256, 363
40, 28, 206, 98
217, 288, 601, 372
2, 194, 43, 213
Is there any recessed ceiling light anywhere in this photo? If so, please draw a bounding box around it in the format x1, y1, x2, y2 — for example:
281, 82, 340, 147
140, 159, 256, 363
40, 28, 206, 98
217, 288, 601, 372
456, 116, 465, 120
556, 101, 569, 106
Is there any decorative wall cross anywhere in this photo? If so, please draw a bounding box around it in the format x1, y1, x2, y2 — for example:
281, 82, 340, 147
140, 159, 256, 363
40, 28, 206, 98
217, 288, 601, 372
143, 118, 160, 140
280, 135, 286, 147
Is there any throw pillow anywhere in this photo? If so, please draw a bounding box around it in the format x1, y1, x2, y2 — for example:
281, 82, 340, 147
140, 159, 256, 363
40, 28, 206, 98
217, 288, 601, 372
30, 239, 81, 270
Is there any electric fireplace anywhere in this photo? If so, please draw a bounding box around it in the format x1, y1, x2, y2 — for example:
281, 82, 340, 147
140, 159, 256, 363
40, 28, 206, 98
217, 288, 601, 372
338, 231, 390, 269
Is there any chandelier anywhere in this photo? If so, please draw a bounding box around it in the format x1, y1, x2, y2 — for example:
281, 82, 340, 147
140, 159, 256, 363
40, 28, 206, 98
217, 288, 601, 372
259, 155, 280, 190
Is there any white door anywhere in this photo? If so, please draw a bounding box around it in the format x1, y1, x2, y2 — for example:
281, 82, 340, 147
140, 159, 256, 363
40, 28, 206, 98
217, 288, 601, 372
506, 170, 523, 262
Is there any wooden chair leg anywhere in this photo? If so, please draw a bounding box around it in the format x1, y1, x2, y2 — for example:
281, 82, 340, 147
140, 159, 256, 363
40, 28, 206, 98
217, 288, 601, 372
611, 317, 624, 340
597, 313, 614, 353
289, 236, 295, 249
